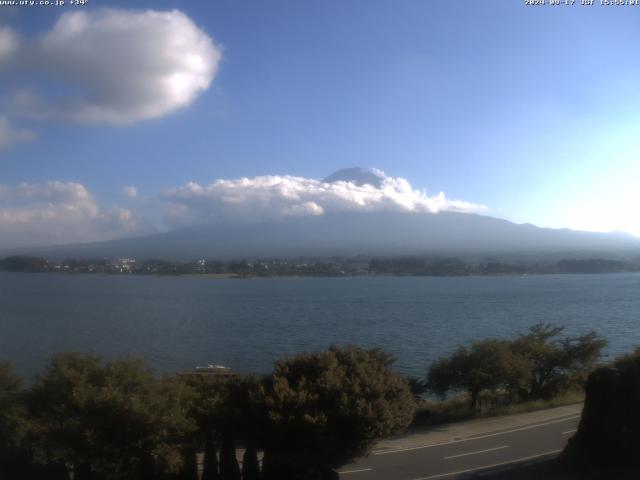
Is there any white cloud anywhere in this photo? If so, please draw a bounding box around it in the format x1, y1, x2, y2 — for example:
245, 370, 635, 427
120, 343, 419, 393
0, 26, 17, 62
0, 181, 140, 248
0, 172, 487, 249
122, 186, 138, 198
3, 9, 221, 124
161, 172, 487, 228
0, 116, 35, 150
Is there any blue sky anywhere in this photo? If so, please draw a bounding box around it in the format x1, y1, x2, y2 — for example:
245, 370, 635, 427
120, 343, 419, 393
0, 0, 639, 248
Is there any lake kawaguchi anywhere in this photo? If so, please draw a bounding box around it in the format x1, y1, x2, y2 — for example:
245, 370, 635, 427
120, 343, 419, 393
1, 271, 639, 379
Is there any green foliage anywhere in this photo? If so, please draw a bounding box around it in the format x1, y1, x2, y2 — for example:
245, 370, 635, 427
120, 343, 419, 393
512, 323, 606, 399
427, 324, 607, 409
428, 340, 530, 408
27, 353, 196, 479
0, 362, 22, 450
0, 362, 35, 477
413, 390, 584, 429
261, 345, 414, 477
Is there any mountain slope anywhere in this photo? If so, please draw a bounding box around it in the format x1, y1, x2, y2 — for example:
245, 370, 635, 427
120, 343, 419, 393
14, 211, 639, 260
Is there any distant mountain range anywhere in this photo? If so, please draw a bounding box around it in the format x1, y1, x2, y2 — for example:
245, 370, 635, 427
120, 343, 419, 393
5, 168, 639, 260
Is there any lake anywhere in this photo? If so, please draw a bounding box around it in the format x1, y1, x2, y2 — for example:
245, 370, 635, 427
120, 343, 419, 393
1, 272, 639, 379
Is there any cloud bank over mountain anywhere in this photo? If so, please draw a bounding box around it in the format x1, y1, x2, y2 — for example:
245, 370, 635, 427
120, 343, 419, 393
0, 169, 487, 249
1, 8, 221, 125
160, 169, 488, 228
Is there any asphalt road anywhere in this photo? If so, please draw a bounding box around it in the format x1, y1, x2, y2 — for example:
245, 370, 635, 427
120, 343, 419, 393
338, 413, 580, 480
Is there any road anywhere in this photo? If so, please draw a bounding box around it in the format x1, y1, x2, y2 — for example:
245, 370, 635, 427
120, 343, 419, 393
338, 412, 580, 480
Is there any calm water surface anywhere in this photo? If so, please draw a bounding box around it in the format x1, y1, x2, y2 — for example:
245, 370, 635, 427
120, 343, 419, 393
1, 272, 639, 378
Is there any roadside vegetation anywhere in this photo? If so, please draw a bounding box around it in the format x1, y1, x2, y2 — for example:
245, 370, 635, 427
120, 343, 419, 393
0, 346, 414, 480
412, 323, 605, 428
0, 324, 614, 479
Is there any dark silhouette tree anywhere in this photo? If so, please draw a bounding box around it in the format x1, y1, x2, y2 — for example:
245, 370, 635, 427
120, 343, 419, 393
564, 348, 640, 470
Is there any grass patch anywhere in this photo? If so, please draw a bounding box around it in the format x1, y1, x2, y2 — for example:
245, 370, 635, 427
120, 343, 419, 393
411, 390, 584, 429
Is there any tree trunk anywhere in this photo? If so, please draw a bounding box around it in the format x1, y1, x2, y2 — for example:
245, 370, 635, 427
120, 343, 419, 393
202, 432, 219, 480
261, 450, 293, 480
219, 428, 241, 480
74, 462, 92, 480
242, 441, 260, 480
180, 445, 199, 480
470, 387, 480, 410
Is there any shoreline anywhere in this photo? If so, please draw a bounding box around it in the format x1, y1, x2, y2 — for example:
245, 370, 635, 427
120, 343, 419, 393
1, 270, 639, 279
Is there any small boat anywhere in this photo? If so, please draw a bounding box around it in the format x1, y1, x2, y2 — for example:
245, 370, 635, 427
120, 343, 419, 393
177, 364, 236, 378
195, 364, 228, 371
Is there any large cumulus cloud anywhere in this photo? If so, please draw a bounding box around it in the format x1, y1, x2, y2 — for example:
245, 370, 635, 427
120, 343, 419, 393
2, 9, 221, 124
0, 181, 140, 248
161, 172, 487, 228
0, 172, 487, 249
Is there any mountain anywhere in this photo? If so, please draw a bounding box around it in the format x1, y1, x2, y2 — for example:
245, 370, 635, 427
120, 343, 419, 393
322, 167, 385, 188
12, 210, 639, 261
4, 167, 639, 260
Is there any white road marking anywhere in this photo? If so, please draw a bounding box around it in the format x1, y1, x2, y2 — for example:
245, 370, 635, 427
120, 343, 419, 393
562, 429, 577, 435
374, 415, 579, 455
444, 445, 509, 460
338, 468, 373, 475
411, 449, 563, 480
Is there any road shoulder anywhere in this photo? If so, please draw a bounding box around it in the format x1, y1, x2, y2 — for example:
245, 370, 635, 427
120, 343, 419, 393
373, 403, 583, 454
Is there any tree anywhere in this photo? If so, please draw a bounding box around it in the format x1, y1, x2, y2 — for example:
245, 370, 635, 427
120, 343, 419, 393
511, 323, 607, 399
260, 345, 414, 479
428, 339, 530, 409
181, 372, 267, 480
0, 362, 33, 477
28, 353, 196, 480
564, 348, 640, 469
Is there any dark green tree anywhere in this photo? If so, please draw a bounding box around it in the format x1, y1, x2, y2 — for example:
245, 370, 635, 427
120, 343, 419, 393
260, 345, 414, 479
27, 353, 196, 480
0, 363, 34, 478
